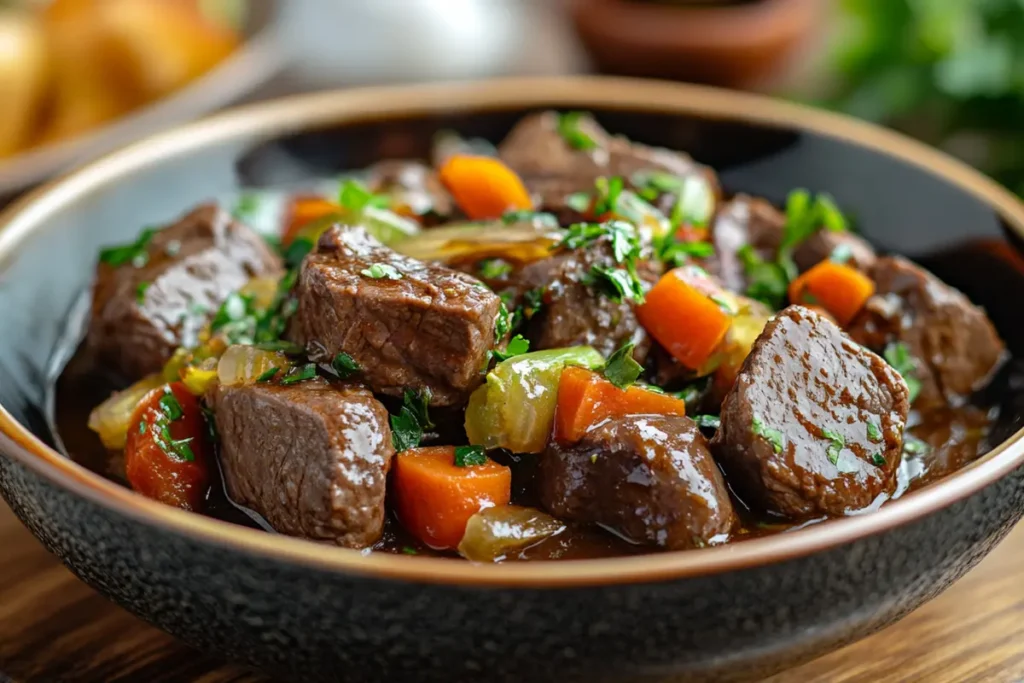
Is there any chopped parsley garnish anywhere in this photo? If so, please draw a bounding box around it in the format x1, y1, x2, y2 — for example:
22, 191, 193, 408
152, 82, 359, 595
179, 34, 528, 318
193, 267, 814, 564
659, 238, 715, 268
390, 389, 433, 451
159, 390, 184, 421
822, 428, 846, 466
603, 342, 643, 389
280, 363, 317, 385
331, 352, 361, 379
338, 179, 390, 212
494, 301, 513, 339
522, 287, 545, 318
737, 244, 789, 310
675, 380, 708, 412
710, 294, 735, 315
232, 192, 262, 223
487, 334, 530, 366
283, 237, 315, 269
871, 453, 886, 466
557, 111, 598, 151
401, 546, 418, 555
582, 264, 646, 304
256, 367, 280, 383
135, 281, 150, 304
361, 263, 403, 280
830, 243, 853, 265
162, 431, 196, 462
210, 292, 261, 345
98, 227, 157, 268
593, 176, 625, 216
903, 435, 929, 455
781, 189, 848, 253
632, 171, 715, 229
454, 445, 488, 467
884, 342, 922, 403
138, 420, 147, 434
694, 414, 721, 430
557, 221, 640, 265
752, 415, 784, 453
867, 420, 882, 443
501, 210, 558, 227
566, 191, 592, 213
478, 258, 513, 280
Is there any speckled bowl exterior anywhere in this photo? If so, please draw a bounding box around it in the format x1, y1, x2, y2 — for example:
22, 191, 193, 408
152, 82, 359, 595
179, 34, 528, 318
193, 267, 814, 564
2, 78, 1024, 683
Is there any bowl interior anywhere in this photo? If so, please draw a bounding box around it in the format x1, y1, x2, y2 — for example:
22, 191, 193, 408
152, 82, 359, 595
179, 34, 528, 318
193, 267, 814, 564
2, 81, 1024, 575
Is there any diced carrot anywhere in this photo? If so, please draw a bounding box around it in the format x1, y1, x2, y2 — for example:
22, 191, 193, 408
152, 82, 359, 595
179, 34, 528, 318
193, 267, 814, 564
124, 382, 211, 511
438, 155, 533, 220
392, 446, 512, 550
554, 366, 687, 444
788, 261, 875, 326
636, 267, 733, 370
281, 195, 340, 247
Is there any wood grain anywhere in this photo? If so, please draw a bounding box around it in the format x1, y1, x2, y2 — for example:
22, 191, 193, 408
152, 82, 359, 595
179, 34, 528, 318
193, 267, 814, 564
2, 499, 1024, 683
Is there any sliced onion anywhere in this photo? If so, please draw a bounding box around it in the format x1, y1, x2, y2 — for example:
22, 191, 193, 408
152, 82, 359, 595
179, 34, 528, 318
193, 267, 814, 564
458, 505, 567, 562
217, 345, 289, 387
88, 374, 165, 449
393, 222, 562, 265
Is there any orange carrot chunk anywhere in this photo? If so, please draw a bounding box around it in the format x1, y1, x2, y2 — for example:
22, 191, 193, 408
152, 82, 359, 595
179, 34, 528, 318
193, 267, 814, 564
281, 195, 340, 247
788, 261, 875, 326
124, 382, 211, 511
438, 155, 533, 220
636, 268, 732, 370
555, 366, 687, 444
392, 446, 512, 550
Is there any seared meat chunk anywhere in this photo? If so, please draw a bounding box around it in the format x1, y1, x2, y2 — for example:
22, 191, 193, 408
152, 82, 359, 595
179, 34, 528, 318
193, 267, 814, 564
847, 256, 1005, 407
539, 415, 736, 550
704, 195, 875, 294
366, 159, 453, 225
498, 111, 719, 219
711, 306, 910, 518
288, 224, 501, 406
213, 380, 394, 548
88, 204, 282, 380
512, 241, 659, 362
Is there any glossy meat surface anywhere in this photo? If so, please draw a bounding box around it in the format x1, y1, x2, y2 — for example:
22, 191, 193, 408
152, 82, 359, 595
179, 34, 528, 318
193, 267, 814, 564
213, 379, 394, 548
539, 415, 736, 550
88, 204, 281, 380
848, 256, 1005, 408
288, 224, 501, 406
712, 306, 910, 518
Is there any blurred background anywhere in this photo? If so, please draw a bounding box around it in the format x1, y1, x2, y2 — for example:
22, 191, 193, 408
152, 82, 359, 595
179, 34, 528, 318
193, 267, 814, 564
2, 0, 1023, 200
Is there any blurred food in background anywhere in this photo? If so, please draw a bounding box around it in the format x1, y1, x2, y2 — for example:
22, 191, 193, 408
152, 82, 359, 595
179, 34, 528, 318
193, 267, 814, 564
823, 0, 1024, 196
567, 0, 822, 88
0, 0, 243, 160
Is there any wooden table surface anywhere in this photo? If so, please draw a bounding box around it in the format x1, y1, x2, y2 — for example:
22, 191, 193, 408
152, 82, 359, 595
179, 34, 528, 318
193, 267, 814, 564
2, 500, 1024, 683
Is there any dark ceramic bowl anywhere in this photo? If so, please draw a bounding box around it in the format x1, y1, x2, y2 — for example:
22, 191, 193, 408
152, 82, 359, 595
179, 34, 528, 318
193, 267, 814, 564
2, 77, 1024, 683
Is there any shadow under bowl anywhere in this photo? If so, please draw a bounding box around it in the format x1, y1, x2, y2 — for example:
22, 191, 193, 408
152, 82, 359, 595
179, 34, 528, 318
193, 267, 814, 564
1, 77, 1024, 683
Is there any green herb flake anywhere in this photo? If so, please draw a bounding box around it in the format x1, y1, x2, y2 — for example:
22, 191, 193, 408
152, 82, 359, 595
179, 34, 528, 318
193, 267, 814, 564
737, 245, 788, 310
822, 428, 846, 466
135, 281, 151, 305
280, 363, 318, 385
884, 342, 922, 403
159, 390, 184, 422
361, 263, 403, 280
138, 421, 147, 434
283, 237, 315, 269
566, 191, 592, 213
602, 343, 643, 389
752, 415, 785, 454
390, 407, 422, 452
98, 227, 158, 268
557, 111, 599, 151
710, 294, 736, 315
659, 238, 715, 267
593, 176, 625, 216
829, 243, 853, 264
694, 414, 721, 430
493, 301, 513, 340
168, 437, 195, 462
331, 352, 361, 379
867, 420, 882, 443
903, 435, 929, 456
232, 192, 262, 222
488, 334, 530, 366
338, 179, 389, 212
583, 264, 646, 304
401, 546, 419, 555
871, 453, 886, 466
454, 445, 489, 467
256, 367, 280, 383
478, 258, 513, 280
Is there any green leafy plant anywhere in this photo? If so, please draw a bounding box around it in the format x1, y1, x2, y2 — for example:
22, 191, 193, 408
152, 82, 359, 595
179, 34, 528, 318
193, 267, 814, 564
826, 0, 1024, 194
